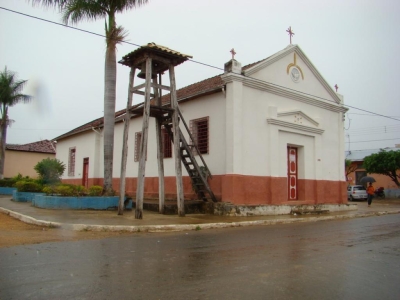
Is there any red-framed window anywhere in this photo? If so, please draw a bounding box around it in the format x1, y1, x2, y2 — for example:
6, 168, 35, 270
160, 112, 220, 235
190, 117, 209, 154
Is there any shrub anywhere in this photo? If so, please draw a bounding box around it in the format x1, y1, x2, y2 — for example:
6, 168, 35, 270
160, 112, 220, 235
0, 178, 17, 187
42, 186, 55, 195
43, 184, 87, 196
72, 185, 87, 196
54, 185, 74, 196
34, 158, 66, 185
0, 174, 29, 187
88, 185, 103, 196
14, 180, 42, 192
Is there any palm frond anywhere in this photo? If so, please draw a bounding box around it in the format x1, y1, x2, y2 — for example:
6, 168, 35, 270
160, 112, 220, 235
112, 0, 150, 13
62, 0, 107, 25
29, 0, 69, 9
106, 25, 128, 47
0, 67, 32, 110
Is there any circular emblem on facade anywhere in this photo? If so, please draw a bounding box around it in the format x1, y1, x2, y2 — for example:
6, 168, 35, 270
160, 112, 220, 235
290, 67, 301, 83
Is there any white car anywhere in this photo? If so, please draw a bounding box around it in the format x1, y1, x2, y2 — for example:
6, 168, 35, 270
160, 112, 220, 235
347, 185, 368, 201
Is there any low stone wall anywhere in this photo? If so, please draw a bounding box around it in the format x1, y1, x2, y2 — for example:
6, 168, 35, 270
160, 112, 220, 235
385, 189, 400, 198
33, 195, 132, 210
213, 203, 358, 217
0, 187, 17, 195
12, 191, 44, 202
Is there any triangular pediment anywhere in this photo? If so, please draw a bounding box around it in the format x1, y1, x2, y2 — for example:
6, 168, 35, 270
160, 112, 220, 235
243, 45, 342, 105
277, 110, 319, 127
266, 108, 324, 135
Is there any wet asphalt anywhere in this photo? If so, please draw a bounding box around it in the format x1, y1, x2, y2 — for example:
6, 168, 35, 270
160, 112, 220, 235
1, 195, 400, 232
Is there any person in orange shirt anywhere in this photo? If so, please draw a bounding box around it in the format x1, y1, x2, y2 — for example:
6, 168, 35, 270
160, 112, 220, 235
366, 182, 375, 207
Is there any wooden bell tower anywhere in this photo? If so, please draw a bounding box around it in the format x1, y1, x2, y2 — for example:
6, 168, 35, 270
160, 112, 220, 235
118, 43, 192, 219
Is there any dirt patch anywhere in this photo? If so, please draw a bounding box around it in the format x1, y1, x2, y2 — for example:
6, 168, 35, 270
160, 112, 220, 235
0, 213, 135, 248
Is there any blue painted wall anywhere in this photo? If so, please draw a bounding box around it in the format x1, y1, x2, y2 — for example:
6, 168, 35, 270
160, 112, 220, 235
33, 195, 132, 210
0, 187, 17, 195
13, 191, 45, 202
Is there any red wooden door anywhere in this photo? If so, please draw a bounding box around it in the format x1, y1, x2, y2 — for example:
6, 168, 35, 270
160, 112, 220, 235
82, 158, 89, 188
287, 147, 298, 200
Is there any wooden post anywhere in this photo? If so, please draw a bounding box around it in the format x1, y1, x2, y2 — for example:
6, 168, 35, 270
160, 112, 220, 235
169, 65, 185, 217
135, 57, 152, 219
154, 75, 165, 214
118, 67, 135, 215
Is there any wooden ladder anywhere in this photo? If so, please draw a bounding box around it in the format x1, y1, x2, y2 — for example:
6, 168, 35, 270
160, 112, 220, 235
163, 111, 217, 202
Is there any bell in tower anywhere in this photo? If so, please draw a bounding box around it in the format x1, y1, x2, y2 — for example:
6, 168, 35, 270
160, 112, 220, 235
137, 61, 158, 79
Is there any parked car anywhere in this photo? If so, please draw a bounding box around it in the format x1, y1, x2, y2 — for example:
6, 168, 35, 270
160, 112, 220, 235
347, 185, 368, 201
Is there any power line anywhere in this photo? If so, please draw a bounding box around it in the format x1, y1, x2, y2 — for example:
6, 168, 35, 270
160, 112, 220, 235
0, 6, 141, 47
0, 6, 222, 71
348, 113, 400, 117
2, 5, 400, 123
10, 127, 69, 131
346, 124, 400, 136
345, 138, 400, 144
345, 147, 399, 152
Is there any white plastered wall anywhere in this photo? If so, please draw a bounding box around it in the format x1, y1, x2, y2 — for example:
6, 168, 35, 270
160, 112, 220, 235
250, 51, 335, 102
57, 129, 102, 180
112, 92, 227, 178
223, 56, 345, 181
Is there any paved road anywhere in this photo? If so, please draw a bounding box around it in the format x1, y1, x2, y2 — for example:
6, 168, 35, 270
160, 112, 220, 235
1, 214, 400, 300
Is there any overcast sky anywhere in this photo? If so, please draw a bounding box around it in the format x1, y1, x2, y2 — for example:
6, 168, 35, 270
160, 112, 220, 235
1, 0, 399, 151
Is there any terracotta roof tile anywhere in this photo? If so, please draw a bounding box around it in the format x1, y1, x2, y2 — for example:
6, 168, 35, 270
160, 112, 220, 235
159, 74, 224, 105
119, 42, 192, 69
7, 140, 56, 154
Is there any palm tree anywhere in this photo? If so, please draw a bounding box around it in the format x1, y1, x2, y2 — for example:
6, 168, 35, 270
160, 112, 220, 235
0, 67, 32, 179
31, 0, 149, 194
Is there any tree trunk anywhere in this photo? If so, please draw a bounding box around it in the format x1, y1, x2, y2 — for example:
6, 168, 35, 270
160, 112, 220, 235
103, 39, 117, 194
118, 67, 135, 215
0, 108, 8, 179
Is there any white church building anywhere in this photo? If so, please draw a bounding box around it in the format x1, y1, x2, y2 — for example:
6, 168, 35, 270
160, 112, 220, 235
54, 44, 348, 206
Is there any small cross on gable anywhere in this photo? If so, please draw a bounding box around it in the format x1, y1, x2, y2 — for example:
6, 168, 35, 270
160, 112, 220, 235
230, 48, 236, 60
334, 84, 339, 92
286, 26, 295, 44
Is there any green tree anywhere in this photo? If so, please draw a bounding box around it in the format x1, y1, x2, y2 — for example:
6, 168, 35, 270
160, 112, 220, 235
0, 67, 32, 179
345, 158, 357, 181
34, 158, 66, 184
30, 0, 149, 194
363, 149, 400, 187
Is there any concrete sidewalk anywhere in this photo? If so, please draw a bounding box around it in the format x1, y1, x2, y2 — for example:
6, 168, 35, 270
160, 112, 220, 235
1, 195, 400, 233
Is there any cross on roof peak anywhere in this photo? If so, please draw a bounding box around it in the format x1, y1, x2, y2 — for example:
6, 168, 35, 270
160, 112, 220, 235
334, 84, 339, 92
230, 48, 236, 60
286, 26, 295, 44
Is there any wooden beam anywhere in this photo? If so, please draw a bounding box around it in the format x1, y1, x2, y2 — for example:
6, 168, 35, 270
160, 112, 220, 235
170, 65, 185, 217
131, 83, 146, 92
133, 82, 169, 92
154, 76, 165, 214
151, 83, 170, 91
135, 57, 152, 219
132, 90, 155, 97
118, 67, 135, 215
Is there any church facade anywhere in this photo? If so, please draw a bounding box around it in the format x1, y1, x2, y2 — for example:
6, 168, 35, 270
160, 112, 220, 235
54, 44, 348, 206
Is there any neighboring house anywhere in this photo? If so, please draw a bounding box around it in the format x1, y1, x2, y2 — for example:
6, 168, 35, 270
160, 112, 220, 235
54, 44, 348, 205
345, 147, 400, 189
4, 140, 56, 178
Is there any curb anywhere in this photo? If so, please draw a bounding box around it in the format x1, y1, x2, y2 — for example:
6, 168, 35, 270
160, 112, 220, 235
1, 207, 400, 233
0, 207, 62, 228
